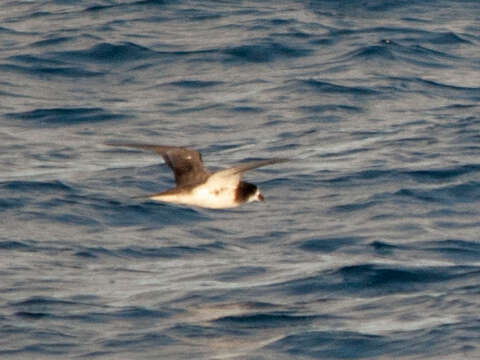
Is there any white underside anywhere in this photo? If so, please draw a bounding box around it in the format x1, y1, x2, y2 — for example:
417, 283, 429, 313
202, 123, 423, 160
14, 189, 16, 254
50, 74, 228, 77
150, 182, 239, 209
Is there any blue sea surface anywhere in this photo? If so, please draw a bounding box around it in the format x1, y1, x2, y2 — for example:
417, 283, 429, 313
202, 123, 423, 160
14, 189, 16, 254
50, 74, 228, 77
1, 1, 480, 359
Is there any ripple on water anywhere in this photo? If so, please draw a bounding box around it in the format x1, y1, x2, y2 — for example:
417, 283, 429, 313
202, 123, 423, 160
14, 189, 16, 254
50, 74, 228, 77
6, 107, 127, 126
395, 181, 480, 204
298, 236, 363, 253
9, 296, 170, 323
270, 264, 479, 298
299, 79, 380, 96
74, 242, 220, 260
0, 240, 31, 250
267, 330, 390, 359
1, 180, 73, 193
53, 42, 159, 64
223, 42, 312, 63
0, 63, 102, 78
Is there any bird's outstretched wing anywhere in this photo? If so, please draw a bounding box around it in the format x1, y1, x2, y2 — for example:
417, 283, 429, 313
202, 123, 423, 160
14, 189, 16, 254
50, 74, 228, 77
207, 158, 289, 188
106, 143, 210, 186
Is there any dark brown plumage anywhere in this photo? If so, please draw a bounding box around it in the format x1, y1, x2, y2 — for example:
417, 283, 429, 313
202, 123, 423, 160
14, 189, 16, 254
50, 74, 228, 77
234, 182, 260, 203
106, 143, 209, 186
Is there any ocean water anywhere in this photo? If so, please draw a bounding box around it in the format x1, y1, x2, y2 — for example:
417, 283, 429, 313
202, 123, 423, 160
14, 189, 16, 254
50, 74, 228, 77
1, 0, 480, 359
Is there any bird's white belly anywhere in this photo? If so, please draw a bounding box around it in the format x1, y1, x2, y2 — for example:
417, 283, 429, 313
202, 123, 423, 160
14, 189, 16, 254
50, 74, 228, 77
150, 184, 237, 209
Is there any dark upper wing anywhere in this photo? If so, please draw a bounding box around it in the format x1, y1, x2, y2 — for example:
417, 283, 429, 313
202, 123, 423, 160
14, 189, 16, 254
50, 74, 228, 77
106, 143, 210, 186
206, 158, 289, 188
226, 158, 289, 175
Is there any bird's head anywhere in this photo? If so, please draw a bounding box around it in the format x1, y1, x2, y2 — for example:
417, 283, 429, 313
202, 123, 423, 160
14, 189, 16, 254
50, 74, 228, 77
252, 187, 264, 202
237, 182, 265, 204
246, 184, 264, 203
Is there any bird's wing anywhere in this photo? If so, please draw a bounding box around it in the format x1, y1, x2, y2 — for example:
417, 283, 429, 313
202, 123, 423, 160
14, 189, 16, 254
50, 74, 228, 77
106, 143, 210, 186
207, 158, 289, 188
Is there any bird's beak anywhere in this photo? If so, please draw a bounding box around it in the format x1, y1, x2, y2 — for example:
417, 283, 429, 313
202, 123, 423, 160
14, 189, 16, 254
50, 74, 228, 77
258, 193, 264, 202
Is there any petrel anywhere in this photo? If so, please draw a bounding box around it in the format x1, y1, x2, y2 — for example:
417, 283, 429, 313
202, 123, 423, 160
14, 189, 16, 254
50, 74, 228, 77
107, 143, 288, 209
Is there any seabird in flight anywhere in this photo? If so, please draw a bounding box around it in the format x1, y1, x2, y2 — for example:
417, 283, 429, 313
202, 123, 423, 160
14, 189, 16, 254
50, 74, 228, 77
107, 143, 288, 209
